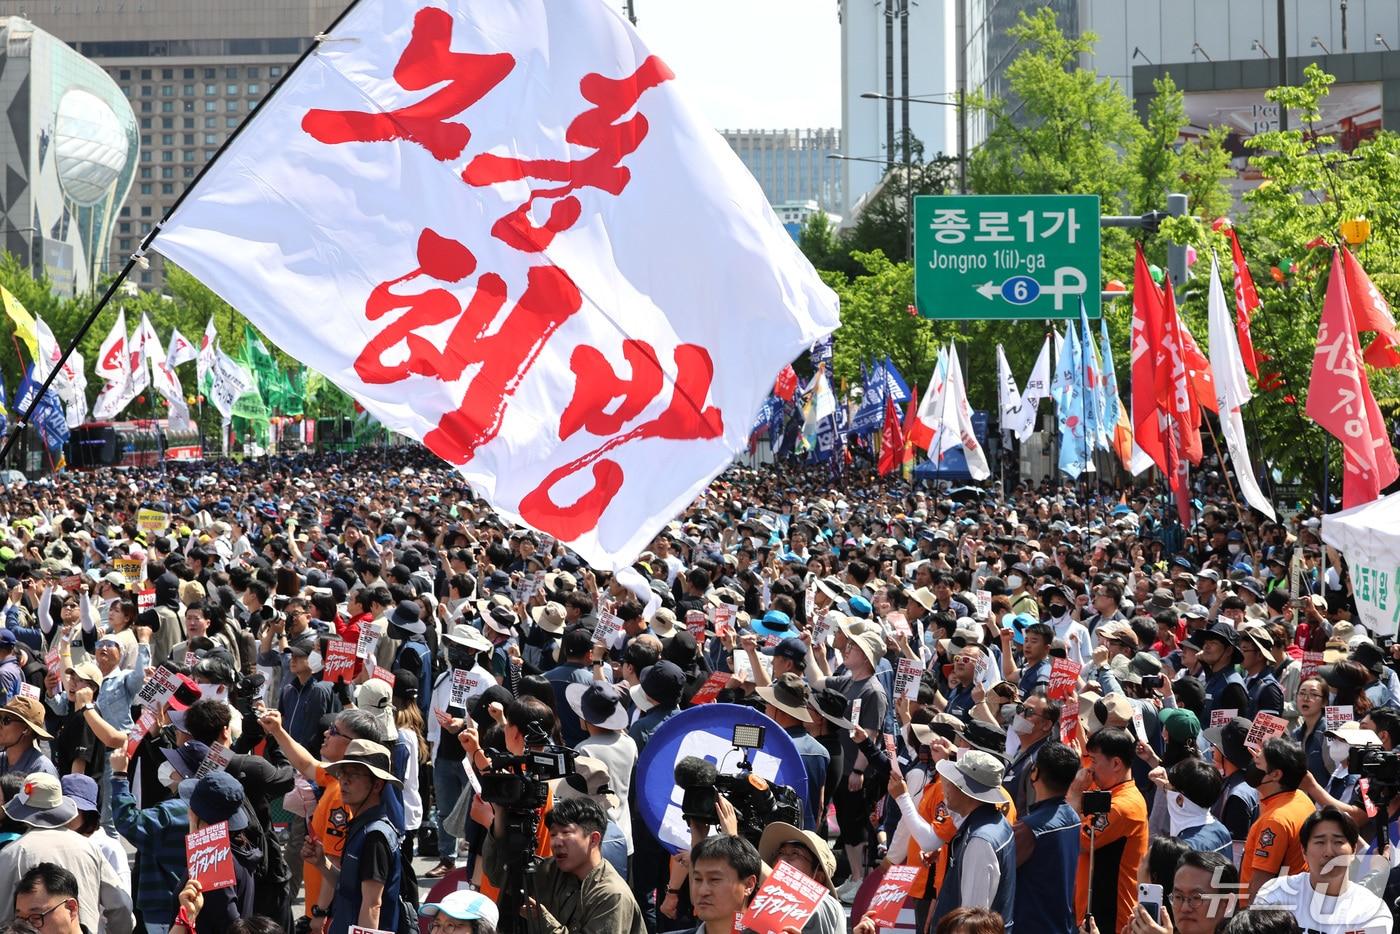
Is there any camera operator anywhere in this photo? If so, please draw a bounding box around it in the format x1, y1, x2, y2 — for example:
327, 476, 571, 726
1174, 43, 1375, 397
490, 796, 645, 934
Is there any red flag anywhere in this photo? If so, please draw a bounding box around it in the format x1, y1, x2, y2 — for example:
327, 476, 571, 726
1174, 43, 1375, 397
877, 393, 904, 476
1341, 248, 1400, 368
774, 364, 798, 401
1130, 244, 1167, 472
1160, 280, 1203, 464
1307, 250, 1399, 508
900, 383, 920, 473
1226, 227, 1261, 377
1174, 308, 1218, 414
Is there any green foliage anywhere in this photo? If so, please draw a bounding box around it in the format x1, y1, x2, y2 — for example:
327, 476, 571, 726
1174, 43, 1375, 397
824, 251, 944, 391
1128, 76, 1233, 223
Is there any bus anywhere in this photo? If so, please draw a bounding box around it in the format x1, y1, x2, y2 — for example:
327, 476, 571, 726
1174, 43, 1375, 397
66, 420, 203, 468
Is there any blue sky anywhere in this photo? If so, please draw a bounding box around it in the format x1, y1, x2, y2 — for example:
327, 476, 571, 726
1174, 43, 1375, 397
634, 0, 842, 130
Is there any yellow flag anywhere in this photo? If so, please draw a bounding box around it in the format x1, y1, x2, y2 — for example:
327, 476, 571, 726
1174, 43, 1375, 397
0, 286, 37, 358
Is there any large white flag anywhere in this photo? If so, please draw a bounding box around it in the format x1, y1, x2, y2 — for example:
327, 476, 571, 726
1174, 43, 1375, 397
197, 317, 219, 390
995, 345, 1021, 433
32, 316, 87, 426
939, 344, 990, 479
1207, 254, 1276, 520
93, 310, 137, 420
207, 351, 258, 419
1006, 335, 1050, 441
909, 345, 949, 450
148, 0, 837, 569
144, 317, 191, 428
127, 316, 150, 397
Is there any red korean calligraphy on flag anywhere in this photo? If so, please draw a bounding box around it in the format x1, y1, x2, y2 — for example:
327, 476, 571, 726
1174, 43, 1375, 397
1223, 225, 1261, 378
1341, 247, 1400, 368
149, 0, 838, 572
863, 864, 919, 928
774, 364, 798, 402
1160, 280, 1203, 464
186, 821, 237, 892
1130, 244, 1167, 472
737, 860, 828, 934
877, 393, 904, 477
1307, 250, 1399, 509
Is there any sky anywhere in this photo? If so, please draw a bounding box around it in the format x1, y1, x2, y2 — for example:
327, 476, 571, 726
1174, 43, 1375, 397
632, 0, 842, 130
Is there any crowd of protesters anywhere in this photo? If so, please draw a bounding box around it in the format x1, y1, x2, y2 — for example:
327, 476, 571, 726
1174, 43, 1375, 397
0, 446, 1390, 934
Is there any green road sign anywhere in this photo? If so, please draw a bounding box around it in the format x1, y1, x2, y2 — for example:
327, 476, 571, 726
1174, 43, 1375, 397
914, 194, 1101, 320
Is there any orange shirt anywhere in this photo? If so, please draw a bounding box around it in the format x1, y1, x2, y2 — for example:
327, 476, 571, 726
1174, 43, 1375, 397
1240, 789, 1313, 894
304, 765, 354, 915
906, 773, 1016, 899
1074, 779, 1148, 934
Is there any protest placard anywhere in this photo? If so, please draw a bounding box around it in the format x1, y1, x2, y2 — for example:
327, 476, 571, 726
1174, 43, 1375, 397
810, 607, 834, 646
1209, 708, 1238, 728
137, 588, 156, 612
975, 590, 993, 620
1244, 712, 1289, 752
1047, 658, 1082, 701
685, 610, 707, 644
713, 604, 737, 638
323, 641, 357, 683
1131, 705, 1148, 744
137, 509, 170, 533
736, 860, 828, 934
804, 580, 817, 619
592, 609, 623, 646
1325, 705, 1354, 732
450, 669, 477, 709
58, 575, 82, 593
850, 698, 863, 729
372, 666, 395, 687
135, 666, 180, 707
1300, 651, 1324, 680
113, 557, 143, 584
689, 671, 730, 705
126, 708, 157, 756
44, 646, 62, 679
186, 822, 236, 892
18, 683, 38, 700
862, 864, 919, 928
894, 658, 924, 701
194, 743, 232, 778
356, 626, 379, 661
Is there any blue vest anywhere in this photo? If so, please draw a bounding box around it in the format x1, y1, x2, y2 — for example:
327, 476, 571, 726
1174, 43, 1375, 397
393, 640, 432, 719
934, 803, 1017, 930
1203, 668, 1246, 718
1180, 820, 1233, 858
1012, 797, 1080, 934
329, 804, 402, 934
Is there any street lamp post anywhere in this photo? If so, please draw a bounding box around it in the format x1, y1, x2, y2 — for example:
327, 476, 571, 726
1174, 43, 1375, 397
827, 151, 919, 260
860, 90, 967, 195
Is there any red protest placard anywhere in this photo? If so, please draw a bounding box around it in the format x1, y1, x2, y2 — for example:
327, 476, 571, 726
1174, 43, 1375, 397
685, 610, 707, 644
137, 588, 156, 612
713, 604, 736, 638
689, 671, 729, 705
863, 864, 919, 928
1047, 657, 1081, 701
186, 821, 236, 892
1300, 651, 1324, 680
592, 609, 623, 646
736, 860, 827, 934
126, 708, 157, 757
323, 641, 357, 683
372, 666, 396, 686
1244, 712, 1289, 752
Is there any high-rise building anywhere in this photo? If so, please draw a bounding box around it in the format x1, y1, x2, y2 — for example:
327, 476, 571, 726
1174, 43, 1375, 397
839, 0, 957, 216
0, 16, 138, 295
0, 0, 346, 290
722, 128, 843, 214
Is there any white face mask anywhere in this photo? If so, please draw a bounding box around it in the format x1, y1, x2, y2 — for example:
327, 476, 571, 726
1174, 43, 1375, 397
1228, 544, 1242, 555
1326, 738, 1351, 774
1007, 575, 1024, 590
158, 762, 180, 790
1166, 791, 1214, 835
1011, 714, 1034, 735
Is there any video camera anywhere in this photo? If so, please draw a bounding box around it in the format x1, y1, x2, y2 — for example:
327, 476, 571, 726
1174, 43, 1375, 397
674, 725, 802, 847
1349, 745, 1400, 806
478, 720, 577, 813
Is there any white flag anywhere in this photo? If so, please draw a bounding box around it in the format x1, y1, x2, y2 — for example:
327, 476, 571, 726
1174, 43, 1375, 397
995, 344, 1021, 432
167, 327, 198, 369
145, 321, 190, 426
32, 316, 87, 426
911, 346, 949, 450
145, 0, 839, 569
1207, 253, 1276, 520
942, 344, 990, 480
127, 316, 151, 397
208, 351, 257, 419
197, 317, 219, 390
1007, 335, 1050, 441
93, 310, 136, 419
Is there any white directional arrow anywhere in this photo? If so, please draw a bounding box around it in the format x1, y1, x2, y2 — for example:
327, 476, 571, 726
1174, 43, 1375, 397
976, 281, 999, 300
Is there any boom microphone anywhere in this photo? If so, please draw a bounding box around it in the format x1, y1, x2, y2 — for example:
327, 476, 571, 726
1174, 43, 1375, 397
674, 755, 718, 790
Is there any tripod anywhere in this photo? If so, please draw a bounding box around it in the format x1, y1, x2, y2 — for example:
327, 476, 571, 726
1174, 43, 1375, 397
495, 807, 544, 934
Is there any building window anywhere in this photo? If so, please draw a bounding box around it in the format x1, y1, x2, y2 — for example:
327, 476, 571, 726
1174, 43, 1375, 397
183, 84, 194, 96
140, 134, 151, 146
140, 183, 152, 194
161, 85, 174, 97
162, 68, 173, 80
205, 101, 216, 112
140, 151, 151, 162
162, 151, 173, 162
183, 133, 194, 145
120, 207, 129, 217
247, 84, 260, 95
205, 149, 217, 159
226, 67, 238, 79
162, 182, 174, 194
118, 222, 130, 233
159, 117, 172, 129
161, 102, 173, 113
119, 238, 131, 250
247, 67, 260, 78
183, 101, 194, 113
183, 68, 194, 80
226, 84, 238, 95
140, 118, 151, 129
204, 116, 216, 128
226, 100, 240, 112
161, 167, 173, 178
161, 133, 173, 145
140, 69, 151, 80
183, 118, 194, 129
140, 85, 152, 97
183, 150, 196, 162
204, 68, 215, 79
204, 133, 217, 144
140, 206, 152, 217
119, 69, 131, 80
205, 83, 216, 95
141, 102, 152, 113
139, 167, 151, 179
225, 117, 238, 128
184, 166, 195, 178
270, 66, 283, 78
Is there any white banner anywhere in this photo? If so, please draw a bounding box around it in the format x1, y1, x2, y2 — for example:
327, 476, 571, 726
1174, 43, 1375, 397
150, 0, 837, 569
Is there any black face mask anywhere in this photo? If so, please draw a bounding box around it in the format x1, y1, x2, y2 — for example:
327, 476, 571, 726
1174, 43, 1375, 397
448, 650, 475, 669
1242, 764, 1268, 788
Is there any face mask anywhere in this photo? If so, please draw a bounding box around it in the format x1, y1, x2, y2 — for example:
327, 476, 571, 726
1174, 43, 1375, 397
1048, 605, 1068, 620
1326, 739, 1351, 773
1242, 764, 1268, 788
1007, 575, 1023, 590
1032, 558, 1046, 571
1166, 791, 1214, 835
197, 683, 228, 702
1228, 544, 1242, 555
1011, 714, 1034, 735
158, 762, 180, 790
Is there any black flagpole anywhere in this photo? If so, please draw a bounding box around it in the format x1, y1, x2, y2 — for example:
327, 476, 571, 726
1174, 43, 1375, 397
0, 0, 367, 465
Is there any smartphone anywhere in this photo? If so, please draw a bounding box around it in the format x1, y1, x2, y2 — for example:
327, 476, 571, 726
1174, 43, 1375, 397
1082, 790, 1112, 816
1138, 883, 1163, 925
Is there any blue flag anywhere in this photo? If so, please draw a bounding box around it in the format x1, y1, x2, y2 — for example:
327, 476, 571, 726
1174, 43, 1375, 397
16, 366, 69, 452
851, 357, 911, 435
1056, 327, 1088, 478
1079, 302, 1108, 452
1100, 315, 1123, 440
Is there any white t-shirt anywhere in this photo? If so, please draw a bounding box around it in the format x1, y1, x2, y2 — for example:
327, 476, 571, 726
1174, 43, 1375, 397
1253, 873, 1392, 933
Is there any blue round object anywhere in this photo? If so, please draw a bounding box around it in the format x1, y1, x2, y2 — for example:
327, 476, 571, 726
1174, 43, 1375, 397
635, 703, 810, 854
1001, 275, 1041, 305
